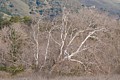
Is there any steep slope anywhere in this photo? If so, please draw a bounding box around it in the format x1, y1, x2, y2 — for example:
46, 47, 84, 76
9, 0, 30, 16
0, 0, 120, 17
79, 0, 120, 15
0, 0, 30, 16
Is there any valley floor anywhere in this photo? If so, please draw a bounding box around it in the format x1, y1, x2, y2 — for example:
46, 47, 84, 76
0, 75, 120, 80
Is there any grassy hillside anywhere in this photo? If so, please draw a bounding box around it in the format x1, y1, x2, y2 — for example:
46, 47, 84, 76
9, 0, 30, 16
0, 0, 120, 17
79, 0, 120, 15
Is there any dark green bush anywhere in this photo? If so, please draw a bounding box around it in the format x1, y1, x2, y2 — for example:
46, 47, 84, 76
22, 16, 32, 25
1, 19, 12, 26
0, 16, 32, 30
0, 18, 12, 29
0, 66, 7, 71
10, 16, 22, 23
0, 65, 24, 75
6, 65, 24, 75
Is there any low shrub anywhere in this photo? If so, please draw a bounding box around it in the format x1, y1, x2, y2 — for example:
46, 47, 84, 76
22, 16, 32, 25
10, 16, 22, 23
0, 65, 24, 75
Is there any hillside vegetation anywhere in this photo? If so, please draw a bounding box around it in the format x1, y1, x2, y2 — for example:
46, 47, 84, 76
0, 0, 120, 80
0, 0, 120, 17
0, 7, 120, 77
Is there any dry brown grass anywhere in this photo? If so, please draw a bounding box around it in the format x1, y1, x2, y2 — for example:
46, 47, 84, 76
0, 75, 120, 80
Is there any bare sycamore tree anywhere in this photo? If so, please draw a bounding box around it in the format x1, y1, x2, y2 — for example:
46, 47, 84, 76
20, 0, 120, 76
31, 18, 41, 69
40, 7, 107, 75
30, 0, 52, 69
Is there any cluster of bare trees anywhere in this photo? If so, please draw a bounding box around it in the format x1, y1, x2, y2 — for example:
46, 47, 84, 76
0, 1, 120, 76
38, 8, 106, 75
30, 7, 120, 76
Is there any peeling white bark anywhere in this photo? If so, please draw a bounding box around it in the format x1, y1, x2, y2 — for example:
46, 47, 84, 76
31, 18, 41, 67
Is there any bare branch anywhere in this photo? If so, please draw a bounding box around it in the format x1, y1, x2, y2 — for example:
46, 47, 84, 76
69, 28, 105, 58
65, 29, 91, 51
31, 18, 41, 67
50, 33, 61, 46
69, 58, 87, 71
